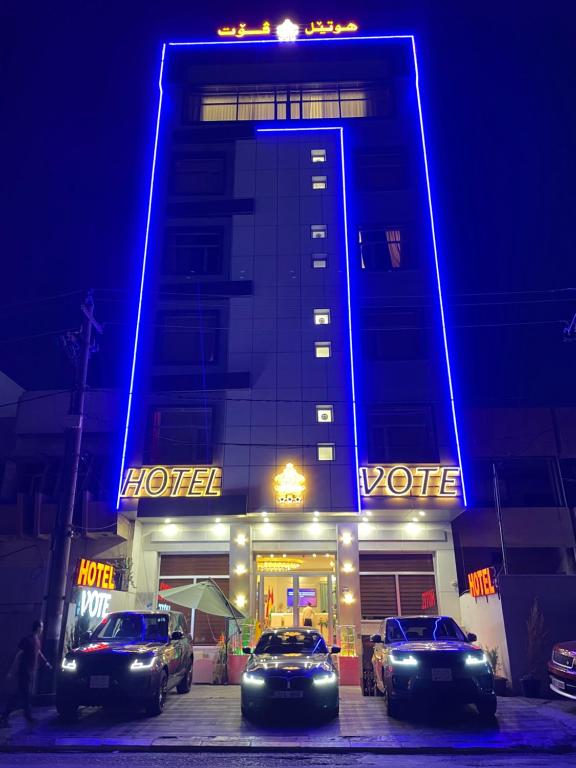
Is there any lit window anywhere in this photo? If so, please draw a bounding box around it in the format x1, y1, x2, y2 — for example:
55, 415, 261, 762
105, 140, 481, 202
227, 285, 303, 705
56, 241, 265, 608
312, 255, 328, 269
311, 149, 326, 163
317, 443, 335, 461
311, 225, 327, 239
314, 309, 331, 326
316, 406, 334, 423
315, 342, 331, 358
312, 176, 327, 190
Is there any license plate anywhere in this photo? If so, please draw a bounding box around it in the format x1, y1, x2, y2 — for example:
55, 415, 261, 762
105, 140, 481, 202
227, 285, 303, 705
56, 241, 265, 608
89, 675, 110, 689
552, 677, 566, 691
431, 668, 452, 682
272, 691, 303, 699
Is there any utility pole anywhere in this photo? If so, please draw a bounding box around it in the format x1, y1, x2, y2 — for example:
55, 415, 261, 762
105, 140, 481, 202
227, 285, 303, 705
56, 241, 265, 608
42, 292, 102, 684
492, 461, 509, 575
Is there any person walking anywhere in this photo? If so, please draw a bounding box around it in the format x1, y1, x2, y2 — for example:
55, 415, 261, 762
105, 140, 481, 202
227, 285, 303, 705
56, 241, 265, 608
301, 602, 316, 628
0, 620, 52, 726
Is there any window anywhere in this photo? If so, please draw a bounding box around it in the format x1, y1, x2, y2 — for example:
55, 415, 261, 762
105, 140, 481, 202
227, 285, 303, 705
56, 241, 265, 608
317, 443, 335, 461
312, 255, 328, 269
312, 176, 327, 190
359, 226, 412, 270
190, 85, 392, 123
311, 149, 326, 163
468, 458, 561, 507
314, 309, 331, 326
316, 405, 334, 423
356, 149, 408, 190
311, 225, 327, 239
367, 406, 438, 463
315, 342, 331, 358
147, 408, 213, 465
155, 311, 219, 365
170, 154, 225, 195
163, 228, 223, 276
362, 309, 428, 361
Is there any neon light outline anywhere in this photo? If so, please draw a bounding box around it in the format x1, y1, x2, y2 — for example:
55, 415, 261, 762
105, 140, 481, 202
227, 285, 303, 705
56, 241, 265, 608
118, 33, 466, 510
116, 43, 166, 507
258, 125, 362, 514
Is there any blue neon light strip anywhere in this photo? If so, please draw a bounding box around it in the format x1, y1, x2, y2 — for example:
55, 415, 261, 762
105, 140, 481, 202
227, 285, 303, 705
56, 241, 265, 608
257, 125, 362, 514
116, 44, 166, 508
410, 37, 467, 505
168, 34, 413, 47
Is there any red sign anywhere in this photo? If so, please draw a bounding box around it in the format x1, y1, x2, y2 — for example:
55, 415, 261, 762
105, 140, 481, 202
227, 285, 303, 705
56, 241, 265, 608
75, 558, 115, 591
421, 589, 436, 610
467, 567, 497, 599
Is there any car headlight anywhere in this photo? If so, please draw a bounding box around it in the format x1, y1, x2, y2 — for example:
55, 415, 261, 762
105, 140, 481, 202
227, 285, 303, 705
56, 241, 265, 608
242, 673, 265, 687
313, 672, 337, 686
390, 653, 419, 667
61, 658, 77, 672
130, 656, 156, 671
465, 653, 488, 666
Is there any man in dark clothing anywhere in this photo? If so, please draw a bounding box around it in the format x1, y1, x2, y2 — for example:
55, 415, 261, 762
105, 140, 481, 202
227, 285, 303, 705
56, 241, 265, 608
0, 620, 51, 725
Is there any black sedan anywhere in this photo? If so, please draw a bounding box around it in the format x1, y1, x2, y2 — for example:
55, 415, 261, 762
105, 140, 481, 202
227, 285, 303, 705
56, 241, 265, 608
57, 610, 193, 719
241, 628, 340, 720
370, 615, 496, 719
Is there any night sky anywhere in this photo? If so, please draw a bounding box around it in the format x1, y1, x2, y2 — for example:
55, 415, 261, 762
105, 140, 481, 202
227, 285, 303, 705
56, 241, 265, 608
1, 0, 575, 404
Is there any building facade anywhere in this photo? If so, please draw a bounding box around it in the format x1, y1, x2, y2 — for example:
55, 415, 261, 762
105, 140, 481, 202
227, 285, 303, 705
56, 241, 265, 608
118, 28, 466, 660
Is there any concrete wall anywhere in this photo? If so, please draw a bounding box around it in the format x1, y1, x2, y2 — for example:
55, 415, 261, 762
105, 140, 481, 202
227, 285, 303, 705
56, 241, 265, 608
460, 592, 511, 680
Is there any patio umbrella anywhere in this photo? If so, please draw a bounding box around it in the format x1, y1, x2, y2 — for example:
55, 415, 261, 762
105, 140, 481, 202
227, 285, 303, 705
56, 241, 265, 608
159, 578, 245, 635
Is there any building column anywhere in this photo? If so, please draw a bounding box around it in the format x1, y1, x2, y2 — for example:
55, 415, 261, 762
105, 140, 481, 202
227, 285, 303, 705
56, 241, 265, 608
229, 523, 251, 623
336, 522, 362, 655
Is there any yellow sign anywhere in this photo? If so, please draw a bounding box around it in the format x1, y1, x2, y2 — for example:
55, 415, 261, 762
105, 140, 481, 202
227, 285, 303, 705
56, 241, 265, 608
121, 466, 222, 499
274, 463, 306, 504
217, 18, 359, 40
359, 465, 461, 498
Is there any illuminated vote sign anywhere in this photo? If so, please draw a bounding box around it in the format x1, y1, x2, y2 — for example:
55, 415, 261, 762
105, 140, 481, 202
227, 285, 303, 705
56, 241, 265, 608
468, 567, 498, 599
120, 466, 222, 499
359, 465, 461, 498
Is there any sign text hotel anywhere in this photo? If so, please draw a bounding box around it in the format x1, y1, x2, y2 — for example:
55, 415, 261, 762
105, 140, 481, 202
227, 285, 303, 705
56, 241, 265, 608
121, 466, 222, 499
359, 465, 461, 498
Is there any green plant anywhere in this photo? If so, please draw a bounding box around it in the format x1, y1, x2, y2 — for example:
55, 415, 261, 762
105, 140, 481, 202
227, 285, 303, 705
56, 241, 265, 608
523, 598, 547, 679
485, 646, 501, 676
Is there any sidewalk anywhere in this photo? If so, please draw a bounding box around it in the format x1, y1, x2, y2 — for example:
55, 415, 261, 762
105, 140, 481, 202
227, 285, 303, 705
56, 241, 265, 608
1, 686, 576, 753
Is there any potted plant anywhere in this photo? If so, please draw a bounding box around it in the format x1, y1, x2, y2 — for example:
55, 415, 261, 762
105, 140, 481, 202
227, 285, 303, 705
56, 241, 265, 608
485, 646, 508, 696
520, 598, 547, 698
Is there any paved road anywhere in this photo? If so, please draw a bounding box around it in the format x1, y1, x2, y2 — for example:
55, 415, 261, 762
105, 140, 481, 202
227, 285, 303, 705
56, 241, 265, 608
1, 754, 576, 768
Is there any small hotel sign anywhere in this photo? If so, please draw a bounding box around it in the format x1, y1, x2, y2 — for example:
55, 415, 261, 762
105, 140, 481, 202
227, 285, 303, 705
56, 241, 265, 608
121, 466, 222, 499
359, 465, 461, 498
76, 558, 116, 590
468, 567, 498, 600
217, 18, 359, 40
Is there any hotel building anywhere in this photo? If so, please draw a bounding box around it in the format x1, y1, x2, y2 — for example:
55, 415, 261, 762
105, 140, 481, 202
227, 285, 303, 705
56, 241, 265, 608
117, 25, 468, 661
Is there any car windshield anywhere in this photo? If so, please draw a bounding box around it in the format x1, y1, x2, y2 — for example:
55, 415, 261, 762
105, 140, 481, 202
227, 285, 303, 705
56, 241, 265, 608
92, 614, 169, 643
254, 631, 328, 655
387, 617, 467, 643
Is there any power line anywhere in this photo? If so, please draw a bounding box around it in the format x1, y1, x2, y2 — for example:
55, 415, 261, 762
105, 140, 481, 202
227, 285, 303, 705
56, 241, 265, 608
0, 327, 77, 345
0, 290, 84, 312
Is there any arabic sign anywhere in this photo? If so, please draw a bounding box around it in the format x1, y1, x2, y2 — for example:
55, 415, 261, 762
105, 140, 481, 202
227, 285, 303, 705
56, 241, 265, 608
274, 463, 306, 504
468, 567, 498, 600
120, 466, 222, 499
421, 589, 436, 610
217, 18, 359, 40
359, 465, 461, 498
75, 558, 116, 590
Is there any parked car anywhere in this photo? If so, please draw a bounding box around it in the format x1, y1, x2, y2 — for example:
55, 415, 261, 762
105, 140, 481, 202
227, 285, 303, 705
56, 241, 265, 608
56, 610, 193, 719
241, 627, 340, 720
370, 615, 497, 719
548, 641, 576, 700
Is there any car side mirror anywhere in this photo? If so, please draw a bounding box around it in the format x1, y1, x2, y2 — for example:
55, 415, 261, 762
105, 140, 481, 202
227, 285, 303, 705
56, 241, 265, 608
242, 646, 252, 655
79, 631, 92, 646
330, 645, 341, 654
171, 630, 184, 641
467, 632, 477, 643
370, 634, 382, 644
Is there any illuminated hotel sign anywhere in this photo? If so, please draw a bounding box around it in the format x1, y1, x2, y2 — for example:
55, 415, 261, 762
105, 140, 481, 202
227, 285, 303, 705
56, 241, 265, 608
120, 466, 222, 499
76, 558, 116, 590
359, 465, 461, 498
274, 463, 306, 505
468, 567, 498, 600
217, 18, 359, 40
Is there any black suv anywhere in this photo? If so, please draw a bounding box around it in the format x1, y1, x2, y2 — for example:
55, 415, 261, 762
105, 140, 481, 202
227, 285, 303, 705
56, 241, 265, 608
57, 610, 193, 719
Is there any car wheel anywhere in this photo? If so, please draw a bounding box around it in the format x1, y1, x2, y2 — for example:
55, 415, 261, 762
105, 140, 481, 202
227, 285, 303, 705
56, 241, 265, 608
56, 700, 78, 722
176, 661, 193, 694
386, 692, 404, 719
477, 696, 497, 719
146, 670, 168, 716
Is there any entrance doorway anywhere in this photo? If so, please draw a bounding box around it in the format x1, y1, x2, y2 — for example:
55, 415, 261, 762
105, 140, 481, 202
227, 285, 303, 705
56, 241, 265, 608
256, 554, 337, 642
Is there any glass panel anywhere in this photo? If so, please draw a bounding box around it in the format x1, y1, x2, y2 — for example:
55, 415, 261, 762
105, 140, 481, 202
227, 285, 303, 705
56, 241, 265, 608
262, 574, 296, 629
298, 574, 333, 641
